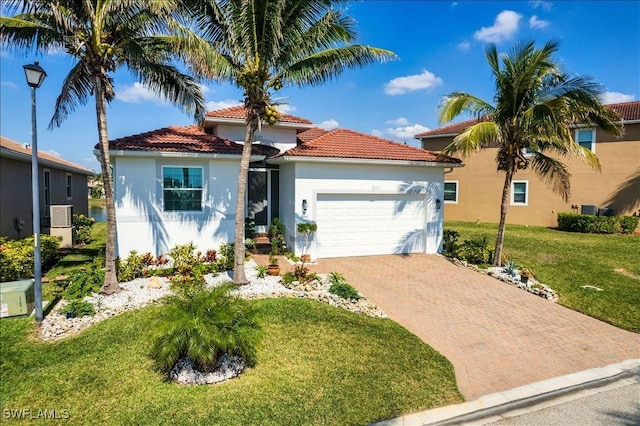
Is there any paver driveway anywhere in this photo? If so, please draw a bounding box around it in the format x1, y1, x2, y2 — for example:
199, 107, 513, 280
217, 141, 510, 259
310, 254, 639, 400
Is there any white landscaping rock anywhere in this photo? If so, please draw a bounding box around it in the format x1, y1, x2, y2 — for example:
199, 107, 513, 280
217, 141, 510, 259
170, 355, 245, 385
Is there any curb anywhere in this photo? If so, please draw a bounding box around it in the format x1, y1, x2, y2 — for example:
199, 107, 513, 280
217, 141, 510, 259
374, 359, 640, 426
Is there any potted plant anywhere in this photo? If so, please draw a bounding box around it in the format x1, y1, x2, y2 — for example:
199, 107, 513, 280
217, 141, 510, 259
297, 222, 317, 263
268, 217, 284, 239
267, 252, 280, 276
520, 268, 533, 283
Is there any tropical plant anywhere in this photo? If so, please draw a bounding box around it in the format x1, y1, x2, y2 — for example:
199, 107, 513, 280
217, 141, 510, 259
150, 282, 262, 375
297, 222, 318, 257
327, 271, 346, 286
254, 264, 268, 279
0, 0, 206, 293
329, 282, 361, 300
187, 0, 396, 283
438, 40, 623, 266
60, 299, 95, 318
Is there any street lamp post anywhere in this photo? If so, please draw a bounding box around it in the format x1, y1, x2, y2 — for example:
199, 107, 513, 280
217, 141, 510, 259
23, 61, 47, 323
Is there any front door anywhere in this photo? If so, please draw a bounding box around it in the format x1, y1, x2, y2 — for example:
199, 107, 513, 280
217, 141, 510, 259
247, 169, 279, 233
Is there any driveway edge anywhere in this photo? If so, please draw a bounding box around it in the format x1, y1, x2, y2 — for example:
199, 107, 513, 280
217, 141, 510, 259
374, 358, 640, 426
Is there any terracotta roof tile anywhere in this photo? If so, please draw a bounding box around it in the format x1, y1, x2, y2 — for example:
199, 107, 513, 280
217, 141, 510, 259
108, 125, 272, 156
297, 127, 329, 144
416, 101, 640, 138
206, 105, 313, 124
279, 129, 461, 164
1, 136, 94, 174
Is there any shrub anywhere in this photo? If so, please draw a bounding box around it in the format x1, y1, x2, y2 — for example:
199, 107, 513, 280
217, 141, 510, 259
327, 272, 346, 286
150, 283, 262, 375
254, 264, 268, 279
216, 243, 234, 271
442, 229, 460, 257
290, 264, 318, 284
0, 235, 61, 282
456, 235, 492, 264
72, 214, 95, 244
117, 250, 146, 282
60, 299, 95, 317
168, 243, 201, 276
557, 213, 639, 234
268, 217, 284, 237
60, 256, 105, 300
329, 282, 361, 300
244, 217, 256, 240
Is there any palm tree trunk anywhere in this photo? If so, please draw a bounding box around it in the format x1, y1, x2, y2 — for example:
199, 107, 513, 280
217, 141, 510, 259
232, 118, 257, 284
94, 74, 119, 294
494, 167, 514, 267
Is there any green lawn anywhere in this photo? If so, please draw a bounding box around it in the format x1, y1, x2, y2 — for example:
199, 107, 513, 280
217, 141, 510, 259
1, 299, 462, 425
447, 221, 640, 333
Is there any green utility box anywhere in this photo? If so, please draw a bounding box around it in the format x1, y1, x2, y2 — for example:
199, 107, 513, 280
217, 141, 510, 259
0, 279, 35, 318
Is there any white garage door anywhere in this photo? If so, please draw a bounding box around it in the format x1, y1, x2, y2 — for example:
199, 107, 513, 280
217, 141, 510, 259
315, 193, 427, 258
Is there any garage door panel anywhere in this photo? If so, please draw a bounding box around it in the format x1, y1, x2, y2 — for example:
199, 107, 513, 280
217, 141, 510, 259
316, 193, 426, 258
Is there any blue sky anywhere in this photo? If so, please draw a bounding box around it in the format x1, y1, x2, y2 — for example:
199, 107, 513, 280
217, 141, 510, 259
1, 1, 638, 172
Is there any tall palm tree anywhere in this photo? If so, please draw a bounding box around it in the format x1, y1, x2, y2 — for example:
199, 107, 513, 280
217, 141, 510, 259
438, 40, 622, 266
1, 0, 206, 293
188, 0, 396, 283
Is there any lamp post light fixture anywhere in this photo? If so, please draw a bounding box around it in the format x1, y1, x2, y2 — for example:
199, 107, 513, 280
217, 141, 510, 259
23, 61, 47, 323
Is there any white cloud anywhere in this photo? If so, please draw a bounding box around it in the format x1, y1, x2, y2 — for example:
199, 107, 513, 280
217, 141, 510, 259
205, 99, 242, 111
276, 104, 297, 114
530, 1, 553, 11
371, 129, 385, 137
317, 119, 339, 130
384, 124, 430, 140
1, 81, 17, 89
384, 70, 443, 95
600, 91, 635, 104
45, 150, 61, 158
474, 10, 522, 43
116, 82, 168, 105
198, 84, 211, 94
386, 117, 410, 126
529, 15, 550, 29
457, 41, 471, 51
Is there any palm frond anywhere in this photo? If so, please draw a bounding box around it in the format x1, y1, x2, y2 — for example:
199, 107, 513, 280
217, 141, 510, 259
529, 151, 573, 201
49, 61, 93, 129
443, 121, 500, 156
438, 92, 494, 124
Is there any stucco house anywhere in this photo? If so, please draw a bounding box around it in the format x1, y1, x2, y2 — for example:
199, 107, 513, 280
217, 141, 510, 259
414, 101, 640, 227
0, 136, 93, 239
109, 106, 462, 259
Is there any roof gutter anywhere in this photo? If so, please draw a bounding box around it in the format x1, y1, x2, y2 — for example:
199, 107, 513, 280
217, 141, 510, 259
267, 155, 463, 168
1, 147, 94, 175
105, 149, 265, 162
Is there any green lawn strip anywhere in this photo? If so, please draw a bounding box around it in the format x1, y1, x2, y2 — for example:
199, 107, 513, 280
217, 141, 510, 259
42, 222, 106, 300
0, 298, 462, 425
447, 221, 640, 332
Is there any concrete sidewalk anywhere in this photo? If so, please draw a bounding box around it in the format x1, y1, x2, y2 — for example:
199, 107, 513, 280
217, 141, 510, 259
374, 359, 639, 425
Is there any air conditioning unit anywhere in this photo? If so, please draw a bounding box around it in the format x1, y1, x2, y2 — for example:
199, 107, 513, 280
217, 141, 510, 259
581, 205, 598, 216
50, 205, 73, 228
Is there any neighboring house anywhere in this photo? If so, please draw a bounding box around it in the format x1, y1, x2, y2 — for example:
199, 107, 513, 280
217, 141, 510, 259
109, 106, 462, 259
415, 101, 640, 227
0, 136, 93, 239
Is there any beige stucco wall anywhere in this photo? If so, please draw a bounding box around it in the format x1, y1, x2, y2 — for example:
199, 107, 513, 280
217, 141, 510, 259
422, 123, 640, 227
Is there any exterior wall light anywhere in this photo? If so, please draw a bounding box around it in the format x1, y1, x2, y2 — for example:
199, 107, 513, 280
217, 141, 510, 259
436, 199, 442, 210
302, 199, 308, 215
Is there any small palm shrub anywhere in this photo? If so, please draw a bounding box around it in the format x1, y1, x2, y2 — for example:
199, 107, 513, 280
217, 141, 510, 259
150, 283, 262, 375
329, 282, 361, 300
254, 264, 268, 279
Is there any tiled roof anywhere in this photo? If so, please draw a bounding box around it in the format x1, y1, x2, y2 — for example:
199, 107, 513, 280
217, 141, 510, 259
609, 101, 640, 121
278, 129, 461, 164
108, 125, 272, 156
1, 136, 94, 174
206, 106, 313, 124
416, 101, 640, 138
297, 127, 329, 144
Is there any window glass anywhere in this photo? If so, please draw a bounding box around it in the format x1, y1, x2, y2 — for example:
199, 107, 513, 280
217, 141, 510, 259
444, 182, 458, 202
513, 182, 527, 204
163, 167, 203, 211
66, 174, 72, 198
577, 129, 594, 150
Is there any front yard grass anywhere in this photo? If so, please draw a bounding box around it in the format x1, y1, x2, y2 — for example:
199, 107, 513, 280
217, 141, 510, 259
447, 221, 640, 333
0, 298, 462, 425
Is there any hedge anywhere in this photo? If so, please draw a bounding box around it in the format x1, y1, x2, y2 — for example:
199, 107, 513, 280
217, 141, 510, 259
0, 235, 61, 282
557, 213, 639, 234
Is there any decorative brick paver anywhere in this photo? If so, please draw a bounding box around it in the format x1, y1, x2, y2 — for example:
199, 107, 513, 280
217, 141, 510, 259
298, 254, 639, 400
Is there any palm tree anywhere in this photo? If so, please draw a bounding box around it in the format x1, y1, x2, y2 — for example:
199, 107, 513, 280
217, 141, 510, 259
438, 40, 622, 266
0, 0, 206, 293
188, 0, 396, 283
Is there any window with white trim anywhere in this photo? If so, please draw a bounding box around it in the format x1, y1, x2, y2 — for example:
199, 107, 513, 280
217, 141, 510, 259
444, 181, 458, 203
511, 181, 528, 206
66, 173, 72, 199
162, 167, 203, 211
576, 129, 595, 151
